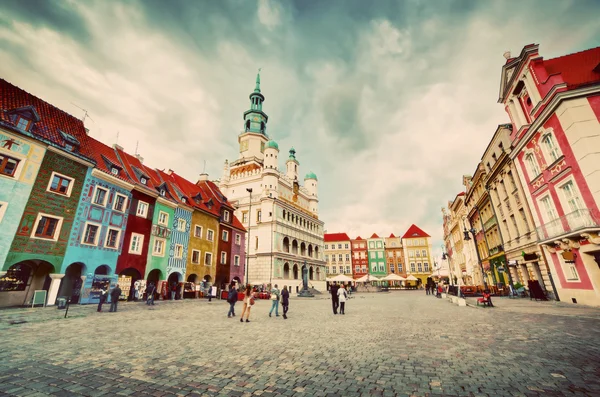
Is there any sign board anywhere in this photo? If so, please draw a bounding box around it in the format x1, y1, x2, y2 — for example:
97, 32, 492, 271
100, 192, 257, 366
80, 274, 118, 304
497, 267, 505, 272
32, 290, 47, 307
210, 286, 217, 298
117, 276, 132, 300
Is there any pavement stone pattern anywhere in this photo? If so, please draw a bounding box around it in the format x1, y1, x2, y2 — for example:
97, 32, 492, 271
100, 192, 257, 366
0, 291, 599, 396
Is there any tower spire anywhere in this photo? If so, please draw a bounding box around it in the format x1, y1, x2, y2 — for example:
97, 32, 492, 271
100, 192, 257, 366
255, 68, 262, 93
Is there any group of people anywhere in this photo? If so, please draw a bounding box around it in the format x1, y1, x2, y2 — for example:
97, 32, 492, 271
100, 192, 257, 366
225, 282, 291, 322
328, 282, 349, 315
96, 284, 122, 313
425, 282, 443, 298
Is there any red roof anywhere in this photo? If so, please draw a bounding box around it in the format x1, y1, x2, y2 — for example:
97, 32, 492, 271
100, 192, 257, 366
199, 179, 246, 232
86, 137, 135, 183
0, 78, 93, 158
544, 47, 600, 89
354, 236, 363, 240
401, 224, 431, 239
389, 233, 396, 238
369, 233, 380, 239
113, 146, 159, 195
324, 233, 351, 242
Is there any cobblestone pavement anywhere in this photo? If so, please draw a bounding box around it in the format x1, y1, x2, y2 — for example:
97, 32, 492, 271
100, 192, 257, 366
1, 291, 599, 397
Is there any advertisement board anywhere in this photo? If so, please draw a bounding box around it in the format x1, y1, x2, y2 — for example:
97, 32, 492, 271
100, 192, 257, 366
80, 274, 118, 304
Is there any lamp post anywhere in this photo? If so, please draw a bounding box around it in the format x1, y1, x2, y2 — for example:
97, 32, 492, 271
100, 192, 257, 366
441, 244, 458, 297
463, 225, 488, 290
245, 188, 252, 286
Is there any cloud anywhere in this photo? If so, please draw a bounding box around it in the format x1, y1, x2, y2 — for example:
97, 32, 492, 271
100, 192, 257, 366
1, 0, 599, 261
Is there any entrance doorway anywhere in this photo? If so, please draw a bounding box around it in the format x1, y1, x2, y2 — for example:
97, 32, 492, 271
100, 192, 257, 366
0, 260, 54, 306
58, 262, 85, 304
120, 268, 142, 301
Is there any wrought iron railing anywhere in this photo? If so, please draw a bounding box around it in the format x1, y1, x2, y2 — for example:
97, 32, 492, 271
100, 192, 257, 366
536, 209, 600, 241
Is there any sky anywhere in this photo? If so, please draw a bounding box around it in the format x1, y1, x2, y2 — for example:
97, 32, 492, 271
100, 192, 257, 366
1, 0, 600, 260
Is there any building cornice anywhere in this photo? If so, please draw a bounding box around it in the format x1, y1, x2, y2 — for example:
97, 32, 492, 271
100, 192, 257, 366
157, 196, 177, 209
47, 145, 95, 168
91, 169, 134, 191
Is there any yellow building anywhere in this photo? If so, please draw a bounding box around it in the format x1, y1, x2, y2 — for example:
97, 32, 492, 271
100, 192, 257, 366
401, 224, 433, 286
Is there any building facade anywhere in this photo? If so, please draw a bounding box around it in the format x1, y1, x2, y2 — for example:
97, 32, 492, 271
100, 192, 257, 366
401, 225, 433, 286
499, 44, 600, 305
219, 73, 326, 290
324, 233, 352, 278
367, 234, 386, 277
384, 234, 405, 277
351, 236, 368, 279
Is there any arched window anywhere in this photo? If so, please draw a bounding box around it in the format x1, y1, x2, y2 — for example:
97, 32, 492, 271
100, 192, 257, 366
283, 237, 290, 253
245, 120, 250, 131
525, 153, 540, 178
541, 133, 560, 163
292, 240, 298, 255
283, 263, 290, 279
261, 121, 265, 133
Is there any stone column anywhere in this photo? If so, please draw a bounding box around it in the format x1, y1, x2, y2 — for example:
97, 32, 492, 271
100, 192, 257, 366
46, 274, 65, 306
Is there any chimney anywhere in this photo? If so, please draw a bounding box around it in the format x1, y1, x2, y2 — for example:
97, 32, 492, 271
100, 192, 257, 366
197, 173, 208, 182
135, 154, 144, 164
167, 169, 174, 176
112, 144, 124, 151
503, 51, 511, 60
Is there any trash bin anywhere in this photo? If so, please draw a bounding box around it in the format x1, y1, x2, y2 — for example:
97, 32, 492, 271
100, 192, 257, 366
56, 297, 67, 310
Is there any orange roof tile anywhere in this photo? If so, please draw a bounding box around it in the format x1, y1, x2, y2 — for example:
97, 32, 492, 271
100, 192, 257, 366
324, 233, 351, 242
544, 47, 600, 89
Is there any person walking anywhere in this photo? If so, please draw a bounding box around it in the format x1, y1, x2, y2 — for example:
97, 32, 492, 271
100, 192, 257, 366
240, 284, 255, 323
109, 285, 122, 312
97, 286, 108, 312
146, 282, 156, 305
269, 284, 280, 317
227, 282, 238, 318
170, 281, 177, 300
329, 282, 339, 314
337, 284, 348, 315
281, 285, 290, 319
204, 279, 213, 302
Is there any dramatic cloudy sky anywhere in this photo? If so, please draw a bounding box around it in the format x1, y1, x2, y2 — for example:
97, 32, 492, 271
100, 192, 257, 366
1, 0, 599, 258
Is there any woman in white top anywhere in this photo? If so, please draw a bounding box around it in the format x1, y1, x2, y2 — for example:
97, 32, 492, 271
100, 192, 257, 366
240, 284, 255, 323
337, 284, 348, 315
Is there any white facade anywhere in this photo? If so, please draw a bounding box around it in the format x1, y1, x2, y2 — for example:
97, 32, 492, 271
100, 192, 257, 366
219, 73, 326, 291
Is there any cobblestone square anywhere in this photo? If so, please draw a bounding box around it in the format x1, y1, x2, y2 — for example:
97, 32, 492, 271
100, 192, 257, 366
1, 292, 600, 396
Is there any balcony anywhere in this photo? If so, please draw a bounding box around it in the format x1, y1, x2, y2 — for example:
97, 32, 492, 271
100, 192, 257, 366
483, 215, 497, 231
536, 209, 600, 241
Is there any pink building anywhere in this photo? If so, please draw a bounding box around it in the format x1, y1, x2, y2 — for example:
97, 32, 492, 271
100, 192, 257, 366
498, 44, 600, 305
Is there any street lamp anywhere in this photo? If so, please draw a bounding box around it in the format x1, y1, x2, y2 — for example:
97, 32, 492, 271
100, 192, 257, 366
245, 188, 252, 286
463, 225, 488, 289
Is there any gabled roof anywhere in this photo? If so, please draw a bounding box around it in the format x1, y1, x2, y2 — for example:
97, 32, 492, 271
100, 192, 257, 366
543, 47, 600, 89
0, 78, 94, 158
198, 179, 246, 232
324, 233, 351, 242
402, 224, 431, 239
353, 236, 363, 240
389, 233, 396, 238
113, 146, 157, 191
167, 171, 220, 217
86, 137, 133, 183
369, 233, 380, 239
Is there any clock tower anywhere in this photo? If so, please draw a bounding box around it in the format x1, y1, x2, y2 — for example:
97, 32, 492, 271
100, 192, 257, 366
239, 71, 269, 160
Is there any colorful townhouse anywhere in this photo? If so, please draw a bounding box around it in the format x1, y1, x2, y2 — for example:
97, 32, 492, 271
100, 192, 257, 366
367, 233, 386, 278
324, 233, 352, 278
351, 236, 368, 279
401, 224, 433, 286
57, 137, 134, 304
498, 44, 600, 305
384, 233, 405, 278
113, 146, 159, 293
168, 172, 221, 285
0, 79, 95, 307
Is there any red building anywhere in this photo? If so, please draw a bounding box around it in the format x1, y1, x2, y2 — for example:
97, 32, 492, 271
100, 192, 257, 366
499, 44, 600, 305
351, 236, 368, 279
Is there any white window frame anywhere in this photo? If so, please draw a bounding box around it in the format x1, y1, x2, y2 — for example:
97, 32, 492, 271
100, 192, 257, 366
204, 252, 213, 266
410, 262, 416, 272
540, 129, 562, 164
91, 185, 109, 207
0, 201, 7, 223
80, 221, 102, 246
220, 251, 227, 264
538, 194, 558, 223
152, 237, 166, 257
136, 201, 149, 218
224, 211, 230, 222
31, 212, 64, 242
0, 148, 26, 180
157, 211, 169, 226
242, 211, 248, 224
112, 193, 128, 212
235, 233, 241, 245
524, 152, 540, 179
129, 233, 144, 255
174, 244, 184, 259
222, 230, 229, 242
104, 227, 121, 249
207, 229, 214, 242
557, 177, 584, 215
557, 251, 580, 281
177, 218, 186, 232
194, 225, 203, 238
46, 171, 75, 197
234, 255, 240, 266
111, 167, 119, 176
191, 249, 201, 264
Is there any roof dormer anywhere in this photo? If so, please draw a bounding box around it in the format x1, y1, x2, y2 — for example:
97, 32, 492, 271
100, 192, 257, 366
59, 130, 81, 152
7, 106, 41, 133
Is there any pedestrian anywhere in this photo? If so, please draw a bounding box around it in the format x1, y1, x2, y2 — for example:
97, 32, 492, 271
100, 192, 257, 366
240, 284, 255, 323
281, 285, 289, 319
337, 284, 348, 315
146, 282, 156, 305
109, 284, 122, 312
269, 284, 280, 317
204, 279, 213, 302
170, 281, 177, 300
97, 286, 108, 312
227, 282, 238, 318
329, 282, 339, 314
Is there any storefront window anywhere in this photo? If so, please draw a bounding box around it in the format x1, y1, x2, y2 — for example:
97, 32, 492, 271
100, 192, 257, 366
0, 265, 32, 292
